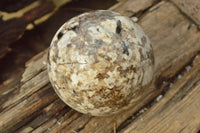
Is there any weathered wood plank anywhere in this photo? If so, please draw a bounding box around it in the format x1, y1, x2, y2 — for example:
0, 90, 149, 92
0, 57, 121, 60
18, 99, 69, 133
0, 84, 57, 133
0, 0, 73, 59
21, 49, 48, 83
139, 1, 200, 77
0, 70, 49, 112
0, 1, 55, 58
110, 0, 159, 17
120, 55, 200, 133
171, 0, 200, 26
1, 1, 200, 133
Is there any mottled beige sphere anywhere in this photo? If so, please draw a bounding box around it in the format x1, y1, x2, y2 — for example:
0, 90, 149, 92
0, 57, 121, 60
47, 10, 154, 116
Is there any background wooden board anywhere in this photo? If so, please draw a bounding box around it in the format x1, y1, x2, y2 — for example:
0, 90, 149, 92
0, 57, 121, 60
171, 0, 200, 26
120, 55, 200, 133
0, 0, 200, 133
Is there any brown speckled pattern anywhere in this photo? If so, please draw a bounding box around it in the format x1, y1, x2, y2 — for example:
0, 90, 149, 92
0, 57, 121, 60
47, 10, 154, 116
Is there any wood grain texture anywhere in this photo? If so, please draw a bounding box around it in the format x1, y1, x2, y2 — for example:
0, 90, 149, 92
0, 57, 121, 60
0, 1, 55, 58
0, 0, 73, 59
120, 55, 200, 133
171, 0, 200, 26
0, 84, 57, 133
110, 0, 159, 17
0, 0, 200, 133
